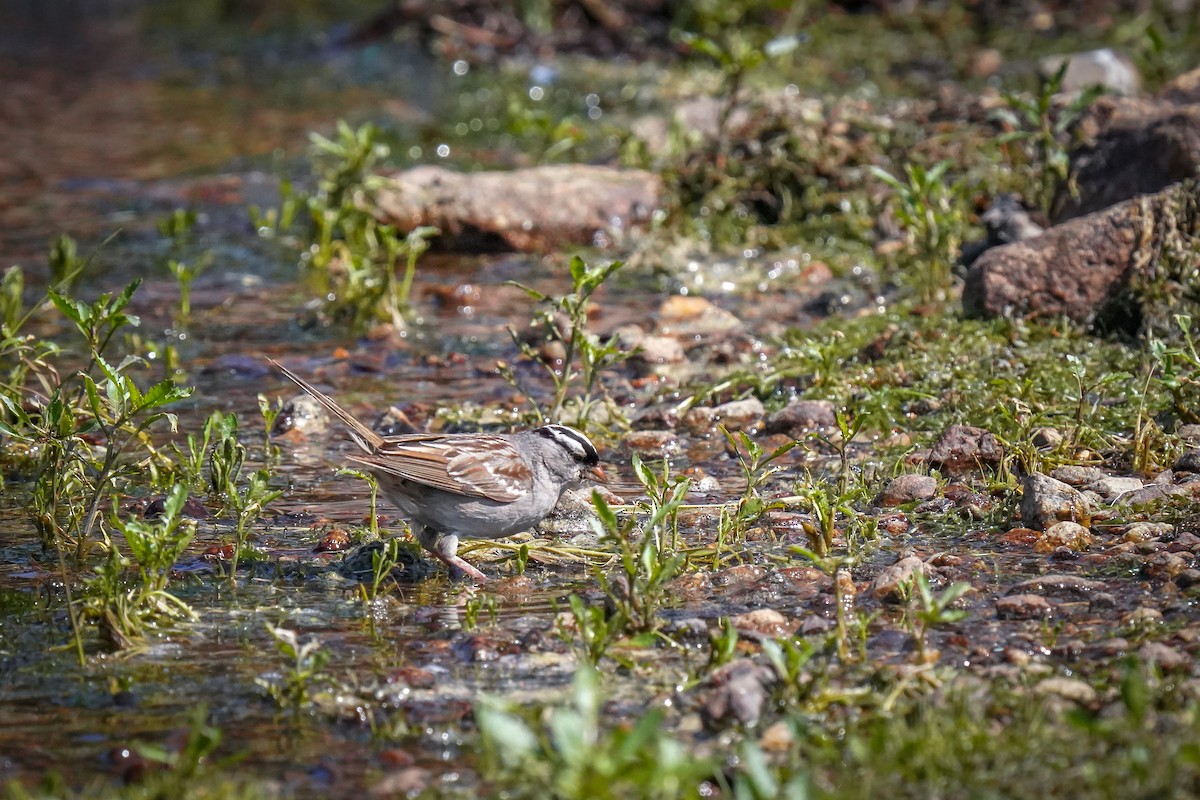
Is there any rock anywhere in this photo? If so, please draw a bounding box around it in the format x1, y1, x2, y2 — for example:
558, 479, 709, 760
1031, 426, 1064, 450
730, 608, 796, 638
1125, 483, 1185, 506
1161, 65, 1200, 105
700, 659, 777, 730
372, 164, 661, 252
1143, 551, 1189, 580
964, 180, 1200, 337
1035, 521, 1093, 553
315, 529, 352, 553
927, 425, 1004, 476
370, 768, 432, 796
622, 430, 679, 456
657, 295, 744, 337
1085, 475, 1144, 501
711, 398, 765, 432
1049, 465, 1108, 486
1040, 49, 1140, 96
1139, 641, 1190, 672
278, 393, 331, 435
876, 475, 938, 507
1035, 677, 1098, 706
762, 399, 837, 435
1009, 574, 1106, 598
1021, 473, 1092, 530
758, 720, 795, 752
1060, 98, 1200, 222
1174, 449, 1200, 473
1122, 606, 1164, 626
1124, 521, 1174, 542
996, 594, 1054, 619
1176, 568, 1200, 588
870, 555, 927, 602
637, 334, 687, 365
1177, 425, 1200, 445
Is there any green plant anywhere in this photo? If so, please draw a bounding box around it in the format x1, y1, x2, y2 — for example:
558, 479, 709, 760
165, 257, 209, 326
157, 207, 198, 245
476, 665, 717, 799
717, 429, 798, 548
257, 623, 331, 713
503, 256, 631, 427
0, 277, 191, 660
255, 121, 440, 332
1064, 353, 1132, 453
900, 572, 971, 664
1151, 314, 1200, 425
47, 234, 86, 295
361, 538, 401, 603
990, 64, 1103, 218
336, 467, 380, 540
257, 393, 282, 467
707, 616, 741, 670
225, 469, 282, 587
505, 96, 587, 164
789, 479, 854, 560
870, 160, 970, 304
89, 482, 198, 645
463, 592, 499, 631
591, 459, 690, 637
200, 411, 282, 584
675, 29, 800, 155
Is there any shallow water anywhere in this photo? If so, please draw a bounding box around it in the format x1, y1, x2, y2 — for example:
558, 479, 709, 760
3, 3, 1194, 797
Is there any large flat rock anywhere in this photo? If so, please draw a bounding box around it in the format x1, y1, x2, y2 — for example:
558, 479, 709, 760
371, 164, 661, 252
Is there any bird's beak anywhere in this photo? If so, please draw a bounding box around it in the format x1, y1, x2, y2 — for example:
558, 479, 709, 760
588, 465, 608, 484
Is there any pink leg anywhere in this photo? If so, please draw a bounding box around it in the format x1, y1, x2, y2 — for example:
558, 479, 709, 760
418, 528, 488, 582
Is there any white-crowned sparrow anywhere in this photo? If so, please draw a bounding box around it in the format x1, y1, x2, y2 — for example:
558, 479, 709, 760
270, 360, 605, 582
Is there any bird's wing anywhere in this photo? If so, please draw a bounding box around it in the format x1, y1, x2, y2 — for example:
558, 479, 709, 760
349, 434, 532, 502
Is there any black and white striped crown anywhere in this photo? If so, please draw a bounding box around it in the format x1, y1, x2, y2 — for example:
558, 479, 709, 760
536, 424, 600, 466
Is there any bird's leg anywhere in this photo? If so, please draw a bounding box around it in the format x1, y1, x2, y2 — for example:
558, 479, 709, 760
416, 527, 488, 582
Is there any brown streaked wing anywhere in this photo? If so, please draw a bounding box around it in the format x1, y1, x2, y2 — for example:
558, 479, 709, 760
348, 434, 531, 502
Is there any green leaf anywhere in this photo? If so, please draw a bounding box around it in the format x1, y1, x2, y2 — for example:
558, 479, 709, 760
477, 701, 538, 763
49, 292, 89, 327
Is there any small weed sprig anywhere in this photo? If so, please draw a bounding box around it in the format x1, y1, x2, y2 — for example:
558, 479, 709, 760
257, 393, 282, 468
89, 482, 198, 645
258, 624, 331, 715
565, 456, 690, 664
721, 429, 799, 540
476, 666, 717, 800
990, 64, 1103, 218
361, 539, 402, 603
336, 467, 381, 540
200, 411, 283, 585
1064, 354, 1132, 455
899, 572, 971, 665
870, 160, 970, 304
1150, 313, 1200, 424
252, 121, 439, 332
503, 256, 631, 428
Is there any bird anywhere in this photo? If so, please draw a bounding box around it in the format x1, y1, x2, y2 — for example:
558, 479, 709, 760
269, 359, 605, 582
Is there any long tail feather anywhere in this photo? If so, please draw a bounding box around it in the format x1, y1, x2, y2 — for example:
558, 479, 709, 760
268, 358, 384, 453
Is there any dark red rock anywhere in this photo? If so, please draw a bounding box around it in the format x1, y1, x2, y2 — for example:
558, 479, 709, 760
315, 529, 352, 553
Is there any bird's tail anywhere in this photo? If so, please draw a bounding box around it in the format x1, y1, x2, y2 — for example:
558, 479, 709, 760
268, 358, 384, 453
